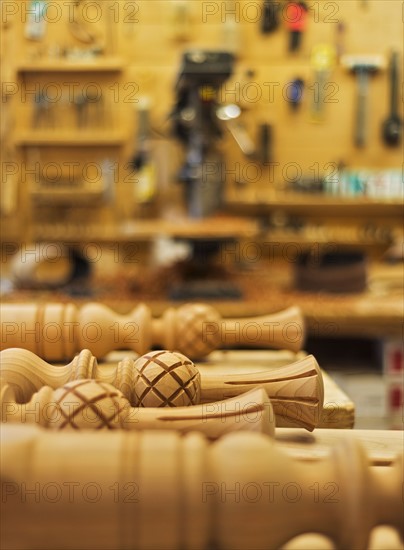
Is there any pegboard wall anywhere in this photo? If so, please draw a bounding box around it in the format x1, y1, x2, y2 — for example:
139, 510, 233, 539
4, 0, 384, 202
1, 0, 403, 242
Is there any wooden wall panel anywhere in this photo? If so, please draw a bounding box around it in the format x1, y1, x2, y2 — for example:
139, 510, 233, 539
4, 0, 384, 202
1, 0, 402, 242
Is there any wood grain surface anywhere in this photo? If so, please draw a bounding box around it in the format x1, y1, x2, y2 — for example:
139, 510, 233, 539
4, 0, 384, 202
0, 348, 323, 431
80, 349, 352, 429
111, 349, 354, 429
196, 350, 354, 429
2, 262, 402, 339
1, 424, 402, 550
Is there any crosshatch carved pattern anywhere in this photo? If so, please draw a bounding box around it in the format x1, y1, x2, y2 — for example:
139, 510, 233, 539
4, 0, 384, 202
177, 304, 222, 358
133, 350, 201, 407
50, 379, 128, 430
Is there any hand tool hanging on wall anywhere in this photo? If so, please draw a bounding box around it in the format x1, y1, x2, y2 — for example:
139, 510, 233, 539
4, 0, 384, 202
310, 44, 336, 122
287, 77, 304, 110
341, 55, 384, 147
261, 0, 279, 33
74, 93, 87, 128
257, 122, 273, 164
285, 1, 308, 52
381, 51, 402, 147
335, 21, 346, 60
32, 91, 54, 129
74, 91, 104, 129
129, 98, 157, 204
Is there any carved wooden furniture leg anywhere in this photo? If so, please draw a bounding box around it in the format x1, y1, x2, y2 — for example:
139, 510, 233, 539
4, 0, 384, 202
0, 378, 274, 439
133, 350, 323, 431
0, 302, 305, 359
0, 348, 323, 430
1, 425, 402, 550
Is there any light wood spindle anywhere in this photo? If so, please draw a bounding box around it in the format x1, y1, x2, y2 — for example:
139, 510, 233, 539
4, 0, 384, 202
0, 302, 305, 360
1, 425, 402, 550
0, 348, 323, 430
0, 378, 274, 439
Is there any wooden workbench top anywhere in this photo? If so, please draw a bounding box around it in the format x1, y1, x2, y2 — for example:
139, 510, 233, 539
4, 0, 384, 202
193, 350, 355, 429
2, 260, 402, 339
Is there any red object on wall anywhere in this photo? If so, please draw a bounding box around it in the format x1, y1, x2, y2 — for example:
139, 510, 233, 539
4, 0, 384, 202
285, 2, 308, 32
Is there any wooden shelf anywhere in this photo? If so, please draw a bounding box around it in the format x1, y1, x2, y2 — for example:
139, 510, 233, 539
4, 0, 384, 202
14, 131, 126, 146
118, 216, 260, 240
30, 186, 105, 205
32, 216, 260, 242
226, 189, 403, 216
16, 58, 125, 73
261, 232, 393, 248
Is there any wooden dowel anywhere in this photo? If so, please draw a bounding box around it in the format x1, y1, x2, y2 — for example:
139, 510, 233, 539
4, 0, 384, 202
0, 302, 305, 360
1, 424, 402, 550
0, 348, 324, 430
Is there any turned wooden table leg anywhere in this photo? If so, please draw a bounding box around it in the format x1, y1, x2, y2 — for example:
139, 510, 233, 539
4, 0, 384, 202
0, 348, 324, 430
1, 425, 402, 550
0, 303, 305, 360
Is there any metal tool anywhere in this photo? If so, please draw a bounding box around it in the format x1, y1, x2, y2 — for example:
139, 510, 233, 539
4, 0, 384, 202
261, 0, 279, 33
32, 91, 55, 129
381, 51, 402, 147
129, 98, 157, 203
74, 91, 104, 128
335, 21, 346, 59
341, 54, 385, 147
258, 122, 273, 164
216, 104, 255, 157
310, 44, 336, 122
285, 1, 308, 52
287, 78, 304, 110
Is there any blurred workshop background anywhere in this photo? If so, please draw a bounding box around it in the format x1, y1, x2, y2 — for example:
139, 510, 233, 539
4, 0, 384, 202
1, 1, 403, 429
